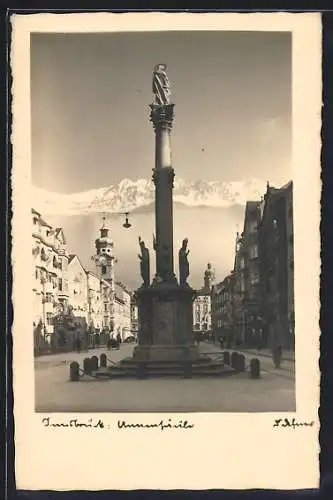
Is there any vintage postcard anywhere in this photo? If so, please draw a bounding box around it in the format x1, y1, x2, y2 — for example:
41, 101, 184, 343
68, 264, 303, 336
11, 12, 321, 490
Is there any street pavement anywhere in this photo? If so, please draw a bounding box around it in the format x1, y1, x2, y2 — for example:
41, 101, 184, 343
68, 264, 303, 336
35, 342, 295, 413
200, 342, 295, 379
232, 347, 294, 362
34, 347, 114, 370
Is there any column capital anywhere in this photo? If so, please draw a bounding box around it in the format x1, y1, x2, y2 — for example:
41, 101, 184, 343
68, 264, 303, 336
152, 167, 175, 188
149, 103, 174, 131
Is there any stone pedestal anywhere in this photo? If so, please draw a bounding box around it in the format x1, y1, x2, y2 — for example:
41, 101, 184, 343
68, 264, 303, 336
133, 284, 200, 362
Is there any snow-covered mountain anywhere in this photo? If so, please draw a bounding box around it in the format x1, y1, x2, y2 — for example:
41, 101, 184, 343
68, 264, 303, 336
32, 177, 267, 216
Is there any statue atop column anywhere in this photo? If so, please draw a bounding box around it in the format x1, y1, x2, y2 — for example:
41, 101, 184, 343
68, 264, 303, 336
138, 236, 150, 287
179, 238, 190, 286
152, 63, 171, 106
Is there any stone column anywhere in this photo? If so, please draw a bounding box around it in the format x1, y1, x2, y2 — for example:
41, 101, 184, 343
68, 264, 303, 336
150, 104, 177, 284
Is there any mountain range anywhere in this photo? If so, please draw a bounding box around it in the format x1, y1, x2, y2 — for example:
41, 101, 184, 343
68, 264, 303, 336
32, 177, 269, 290
33, 177, 267, 217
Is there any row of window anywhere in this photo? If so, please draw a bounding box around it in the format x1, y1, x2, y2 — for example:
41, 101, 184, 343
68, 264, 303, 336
44, 293, 54, 303
213, 306, 231, 315
195, 304, 209, 313
195, 315, 211, 324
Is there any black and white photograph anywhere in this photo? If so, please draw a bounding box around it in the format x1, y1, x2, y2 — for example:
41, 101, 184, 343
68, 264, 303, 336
31, 28, 296, 413
12, 12, 320, 491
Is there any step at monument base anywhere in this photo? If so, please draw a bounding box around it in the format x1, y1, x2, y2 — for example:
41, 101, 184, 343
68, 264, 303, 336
90, 356, 236, 379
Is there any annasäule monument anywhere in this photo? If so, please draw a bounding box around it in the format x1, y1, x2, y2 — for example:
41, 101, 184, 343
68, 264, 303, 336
131, 64, 198, 363
114, 65, 232, 376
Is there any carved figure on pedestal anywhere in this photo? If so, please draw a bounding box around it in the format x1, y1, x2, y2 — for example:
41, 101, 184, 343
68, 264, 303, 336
152, 63, 171, 106
138, 236, 150, 287
179, 238, 190, 286
153, 233, 174, 284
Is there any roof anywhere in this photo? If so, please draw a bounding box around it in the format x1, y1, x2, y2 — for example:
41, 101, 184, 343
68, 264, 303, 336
281, 180, 293, 189
85, 269, 100, 279
260, 179, 293, 227
32, 208, 41, 216
100, 278, 112, 288
196, 286, 211, 297
115, 295, 125, 305
245, 200, 261, 219
280, 180, 293, 196
68, 254, 86, 273
115, 281, 131, 295
246, 200, 261, 209
39, 217, 52, 229
55, 227, 67, 244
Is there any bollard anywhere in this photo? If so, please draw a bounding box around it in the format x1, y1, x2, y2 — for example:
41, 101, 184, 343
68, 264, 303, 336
183, 361, 193, 379
237, 354, 246, 372
223, 351, 230, 366
100, 353, 107, 368
231, 352, 238, 370
250, 358, 261, 379
91, 355, 98, 371
69, 361, 80, 381
136, 362, 148, 379
83, 357, 92, 375
272, 346, 282, 369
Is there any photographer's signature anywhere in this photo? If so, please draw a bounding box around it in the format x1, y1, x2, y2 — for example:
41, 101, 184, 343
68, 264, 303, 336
273, 417, 315, 429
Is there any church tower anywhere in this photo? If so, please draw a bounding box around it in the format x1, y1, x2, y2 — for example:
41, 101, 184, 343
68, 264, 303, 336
204, 262, 215, 291
93, 217, 115, 290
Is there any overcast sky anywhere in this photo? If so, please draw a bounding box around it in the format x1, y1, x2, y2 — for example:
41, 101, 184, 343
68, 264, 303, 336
31, 31, 291, 194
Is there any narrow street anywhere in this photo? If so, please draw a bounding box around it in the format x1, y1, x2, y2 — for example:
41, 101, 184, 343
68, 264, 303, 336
35, 342, 295, 413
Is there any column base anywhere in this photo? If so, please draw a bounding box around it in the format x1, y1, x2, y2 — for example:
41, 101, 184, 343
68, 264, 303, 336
132, 344, 200, 362
134, 283, 196, 357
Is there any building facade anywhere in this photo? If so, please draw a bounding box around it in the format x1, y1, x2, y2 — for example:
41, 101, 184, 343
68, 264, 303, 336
32, 209, 136, 354
100, 278, 113, 332
67, 255, 89, 321
211, 280, 223, 339
211, 273, 235, 344
32, 209, 69, 351
193, 263, 215, 335
233, 201, 263, 347
130, 294, 139, 338
258, 181, 294, 350
113, 282, 132, 341
86, 271, 103, 332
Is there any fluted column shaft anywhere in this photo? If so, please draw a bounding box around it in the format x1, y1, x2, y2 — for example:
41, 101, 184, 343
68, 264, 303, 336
150, 104, 176, 283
